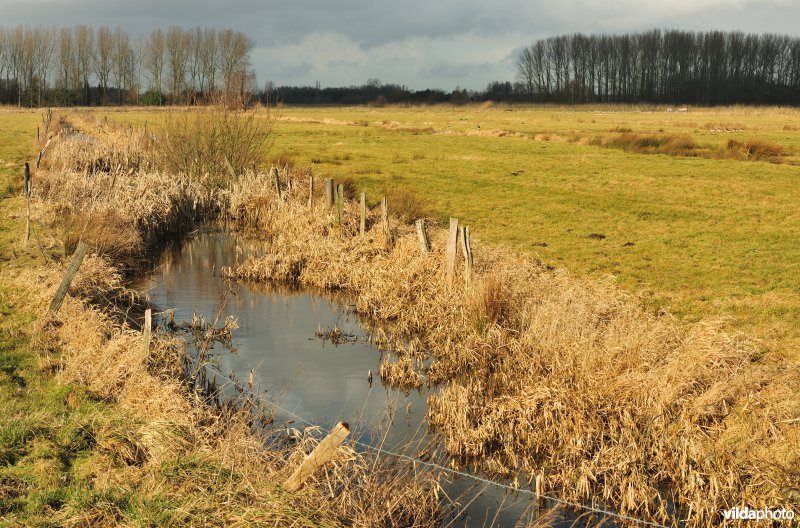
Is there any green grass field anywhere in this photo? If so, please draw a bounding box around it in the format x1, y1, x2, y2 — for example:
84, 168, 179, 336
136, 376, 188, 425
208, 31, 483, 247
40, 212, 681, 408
83, 104, 800, 355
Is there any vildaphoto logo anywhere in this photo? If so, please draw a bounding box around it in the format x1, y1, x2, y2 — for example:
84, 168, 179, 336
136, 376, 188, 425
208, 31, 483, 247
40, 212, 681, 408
721, 507, 795, 522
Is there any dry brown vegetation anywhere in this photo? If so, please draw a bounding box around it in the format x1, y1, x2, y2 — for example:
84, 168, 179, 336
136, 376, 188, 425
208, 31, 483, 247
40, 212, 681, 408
224, 170, 800, 526
12, 111, 446, 526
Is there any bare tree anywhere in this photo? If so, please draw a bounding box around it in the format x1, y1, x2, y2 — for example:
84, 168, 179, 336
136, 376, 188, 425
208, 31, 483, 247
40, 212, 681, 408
112, 27, 130, 104
94, 26, 113, 104
146, 28, 165, 101
166, 26, 189, 104
34, 27, 56, 106
218, 29, 253, 102
198, 27, 217, 101
75, 25, 94, 105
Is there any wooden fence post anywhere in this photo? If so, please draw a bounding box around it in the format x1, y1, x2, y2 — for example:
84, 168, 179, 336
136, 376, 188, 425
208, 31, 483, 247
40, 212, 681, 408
460, 226, 473, 287
307, 174, 314, 207
359, 192, 366, 236
446, 218, 459, 290
324, 178, 334, 209
23, 163, 31, 245
48, 241, 89, 314
271, 166, 283, 202
143, 308, 152, 355
36, 127, 40, 143
381, 197, 392, 249
336, 184, 344, 224
284, 421, 350, 492
415, 219, 430, 254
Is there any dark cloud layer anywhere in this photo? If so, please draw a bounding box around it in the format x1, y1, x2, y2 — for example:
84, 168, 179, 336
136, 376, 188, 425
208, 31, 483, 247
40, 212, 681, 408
2, 0, 799, 89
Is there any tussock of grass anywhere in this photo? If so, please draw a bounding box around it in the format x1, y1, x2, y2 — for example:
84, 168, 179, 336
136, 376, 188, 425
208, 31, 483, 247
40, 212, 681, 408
724, 138, 788, 163
224, 169, 799, 526
607, 132, 698, 156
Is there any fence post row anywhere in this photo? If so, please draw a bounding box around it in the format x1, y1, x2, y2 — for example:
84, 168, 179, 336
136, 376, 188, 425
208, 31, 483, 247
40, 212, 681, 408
446, 218, 459, 290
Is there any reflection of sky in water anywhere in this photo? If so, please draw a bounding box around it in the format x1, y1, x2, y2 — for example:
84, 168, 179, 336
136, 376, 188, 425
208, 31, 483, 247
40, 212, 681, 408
134, 229, 602, 528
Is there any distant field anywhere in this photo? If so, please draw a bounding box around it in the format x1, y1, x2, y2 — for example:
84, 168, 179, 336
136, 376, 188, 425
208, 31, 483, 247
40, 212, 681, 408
84, 104, 800, 355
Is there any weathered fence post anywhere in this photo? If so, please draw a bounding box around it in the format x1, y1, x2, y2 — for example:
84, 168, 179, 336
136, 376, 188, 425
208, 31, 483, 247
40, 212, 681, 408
324, 178, 334, 209
142, 308, 152, 355
271, 166, 283, 202
36, 127, 40, 143
359, 192, 366, 236
336, 184, 344, 224
284, 421, 350, 492
446, 218, 459, 290
23, 163, 31, 245
48, 241, 89, 315
460, 225, 473, 287
36, 138, 51, 169
415, 219, 430, 254
381, 197, 392, 249
307, 174, 314, 207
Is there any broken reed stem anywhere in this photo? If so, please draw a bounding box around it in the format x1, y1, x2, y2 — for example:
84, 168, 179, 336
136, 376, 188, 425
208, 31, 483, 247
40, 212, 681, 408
415, 219, 431, 254
381, 196, 392, 249
284, 422, 351, 492
48, 240, 89, 315
446, 218, 459, 290
459, 225, 473, 287
23, 162, 30, 245
359, 192, 366, 236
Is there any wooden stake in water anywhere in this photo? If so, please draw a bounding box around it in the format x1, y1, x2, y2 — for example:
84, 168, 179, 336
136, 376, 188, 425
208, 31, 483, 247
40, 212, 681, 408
446, 218, 459, 290
284, 421, 350, 492
359, 192, 366, 236
460, 225, 473, 287
415, 219, 430, 254
23, 163, 31, 245
48, 241, 89, 315
142, 308, 152, 354
336, 184, 344, 224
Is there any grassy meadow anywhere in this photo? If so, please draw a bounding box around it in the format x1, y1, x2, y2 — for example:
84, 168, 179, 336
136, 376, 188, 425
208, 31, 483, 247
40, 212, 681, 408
98, 103, 800, 356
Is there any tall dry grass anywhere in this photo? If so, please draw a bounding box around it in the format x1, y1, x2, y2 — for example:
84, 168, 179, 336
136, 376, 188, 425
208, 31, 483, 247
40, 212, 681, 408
224, 170, 800, 526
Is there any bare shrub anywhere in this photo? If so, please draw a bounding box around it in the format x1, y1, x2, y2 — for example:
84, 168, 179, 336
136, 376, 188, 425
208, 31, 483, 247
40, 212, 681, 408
157, 96, 274, 185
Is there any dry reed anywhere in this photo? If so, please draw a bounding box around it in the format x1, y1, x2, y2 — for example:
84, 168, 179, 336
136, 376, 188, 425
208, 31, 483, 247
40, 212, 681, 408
223, 169, 800, 527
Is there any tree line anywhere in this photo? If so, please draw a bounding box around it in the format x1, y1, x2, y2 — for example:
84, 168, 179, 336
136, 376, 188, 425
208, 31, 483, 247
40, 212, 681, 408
0, 25, 255, 106
515, 29, 800, 105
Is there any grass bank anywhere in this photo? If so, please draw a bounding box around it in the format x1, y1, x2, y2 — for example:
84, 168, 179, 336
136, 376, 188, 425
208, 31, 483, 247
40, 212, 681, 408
0, 108, 443, 527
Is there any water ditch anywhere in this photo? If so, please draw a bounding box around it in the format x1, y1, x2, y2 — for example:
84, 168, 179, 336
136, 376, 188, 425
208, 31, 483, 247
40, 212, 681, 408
133, 228, 615, 527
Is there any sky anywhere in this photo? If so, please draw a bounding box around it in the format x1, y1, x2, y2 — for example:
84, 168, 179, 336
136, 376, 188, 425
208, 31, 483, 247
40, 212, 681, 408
2, 0, 799, 91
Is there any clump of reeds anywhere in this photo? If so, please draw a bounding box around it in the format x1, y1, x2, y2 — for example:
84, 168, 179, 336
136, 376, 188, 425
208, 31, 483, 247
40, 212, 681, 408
222, 168, 800, 527
378, 355, 424, 390
607, 132, 698, 156
724, 138, 787, 163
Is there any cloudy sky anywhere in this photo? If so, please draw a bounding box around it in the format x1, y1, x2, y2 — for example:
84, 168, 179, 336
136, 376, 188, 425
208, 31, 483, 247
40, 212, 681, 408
2, 0, 799, 90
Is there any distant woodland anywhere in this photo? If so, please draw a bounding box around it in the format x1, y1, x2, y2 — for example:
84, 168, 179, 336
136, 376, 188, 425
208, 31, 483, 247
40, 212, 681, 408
1, 26, 799, 107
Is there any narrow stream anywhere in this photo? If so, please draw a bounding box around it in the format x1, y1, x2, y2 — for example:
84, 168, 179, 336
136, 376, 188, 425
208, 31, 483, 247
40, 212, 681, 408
134, 229, 584, 527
